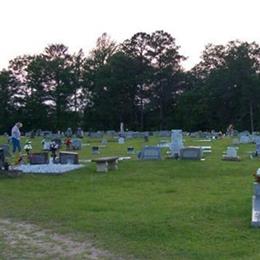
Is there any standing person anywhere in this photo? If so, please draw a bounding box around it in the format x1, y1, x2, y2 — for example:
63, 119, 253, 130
11, 122, 23, 154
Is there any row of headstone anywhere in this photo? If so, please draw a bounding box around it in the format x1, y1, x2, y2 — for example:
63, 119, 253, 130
65, 128, 84, 138
42, 138, 82, 151
87, 132, 104, 138
29, 151, 79, 165
188, 131, 223, 140
137, 145, 203, 160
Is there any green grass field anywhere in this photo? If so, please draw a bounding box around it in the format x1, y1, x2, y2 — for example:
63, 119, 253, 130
0, 136, 260, 259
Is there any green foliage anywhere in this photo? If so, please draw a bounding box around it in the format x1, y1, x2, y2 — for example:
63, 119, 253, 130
177, 41, 260, 131
1, 34, 260, 132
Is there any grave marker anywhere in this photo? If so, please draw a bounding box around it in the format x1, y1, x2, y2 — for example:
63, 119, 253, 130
127, 147, 135, 154
0, 148, 5, 169
92, 146, 100, 154
29, 153, 49, 165
118, 137, 125, 144
138, 146, 161, 160
170, 129, 184, 157
222, 147, 240, 161
180, 147, 202, 160
71, 139, 82, 150
252, 172, 260, 227
59, 152, 79, 164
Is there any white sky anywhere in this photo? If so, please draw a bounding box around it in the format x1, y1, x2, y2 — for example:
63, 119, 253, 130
1, 0, 260, 70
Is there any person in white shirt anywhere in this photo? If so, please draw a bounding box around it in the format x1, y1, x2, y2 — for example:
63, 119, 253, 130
11, 122, 23, 153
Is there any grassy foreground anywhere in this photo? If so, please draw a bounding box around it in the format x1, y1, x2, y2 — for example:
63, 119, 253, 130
0, 136, 260, 259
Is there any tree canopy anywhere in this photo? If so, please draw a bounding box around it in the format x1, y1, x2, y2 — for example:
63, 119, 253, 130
1, 31, 260, 133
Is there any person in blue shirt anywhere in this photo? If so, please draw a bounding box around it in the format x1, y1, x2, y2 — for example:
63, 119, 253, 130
11, 122, 23, 154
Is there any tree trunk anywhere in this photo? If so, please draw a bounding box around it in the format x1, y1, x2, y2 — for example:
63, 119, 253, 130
250, 100, 254, 133
140, 84, 144, 131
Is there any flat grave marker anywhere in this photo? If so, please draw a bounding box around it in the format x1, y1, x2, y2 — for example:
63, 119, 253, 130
59, 152, 79, 164
138, 146, 161, 160
180, 147, 202, 160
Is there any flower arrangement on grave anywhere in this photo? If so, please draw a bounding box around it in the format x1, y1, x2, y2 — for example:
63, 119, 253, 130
24, 140, 32, 155
254, 169, 260, 183
64, 137, 72, 150
50, 141, 59, 162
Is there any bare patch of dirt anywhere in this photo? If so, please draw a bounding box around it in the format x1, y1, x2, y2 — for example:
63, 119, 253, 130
0, 218, 119, 259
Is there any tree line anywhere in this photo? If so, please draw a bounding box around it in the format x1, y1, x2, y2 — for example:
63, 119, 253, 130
1, 30, 260, 132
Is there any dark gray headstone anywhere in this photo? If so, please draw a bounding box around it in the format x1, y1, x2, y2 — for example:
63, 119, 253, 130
65, 128, 73, 137
52, 138, 62, 148
159, 131, 171, 137
138, 146, 161, 160
59, 152, 79, 164
29, 153, 49, 165
127, 147, 135, 154
76, 128, 84, 138
92, 146, 100, 154
42, 131, 52, 137
0, 148, 5, 169
0, 144, 11, 157
180, 147, 202, 160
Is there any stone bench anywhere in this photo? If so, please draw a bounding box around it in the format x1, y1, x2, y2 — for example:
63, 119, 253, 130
92, 156, 118, 172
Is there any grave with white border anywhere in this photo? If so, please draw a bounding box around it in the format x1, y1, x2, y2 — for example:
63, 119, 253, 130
222, 146, 240, 161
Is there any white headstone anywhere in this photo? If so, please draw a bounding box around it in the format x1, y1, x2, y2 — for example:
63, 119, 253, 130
252, 174, 260, 227
170, 129, 184, 156
118, 137, 125, 144
255, 136, 260, 145
43, 141, 51, 151
240, 135, 251, 144
120, 122, 124, 133
226, 147, 238, 158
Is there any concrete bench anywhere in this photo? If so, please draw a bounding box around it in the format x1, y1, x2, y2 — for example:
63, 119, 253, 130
92, 156, 118, 172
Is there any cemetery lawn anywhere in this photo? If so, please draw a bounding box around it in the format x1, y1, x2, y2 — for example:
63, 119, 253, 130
0, 136, 260, 259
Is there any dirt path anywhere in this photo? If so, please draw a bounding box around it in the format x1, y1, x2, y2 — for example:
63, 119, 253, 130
0, 218, 118, 259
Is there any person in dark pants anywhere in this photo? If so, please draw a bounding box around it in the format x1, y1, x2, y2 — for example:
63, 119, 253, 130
11, 122, 23, 154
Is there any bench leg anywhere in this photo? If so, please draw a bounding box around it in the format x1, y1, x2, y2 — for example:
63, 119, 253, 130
96, 162, 108, 172
108, 160, 118, 171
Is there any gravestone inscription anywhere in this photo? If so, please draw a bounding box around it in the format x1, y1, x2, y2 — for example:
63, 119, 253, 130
138, 146, 161, 160
29, 153, 49, 165
180, 147, 202, 160
59, 152, 79, 164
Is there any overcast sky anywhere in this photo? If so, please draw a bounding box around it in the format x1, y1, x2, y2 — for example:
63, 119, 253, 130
1, 0, 260, 70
